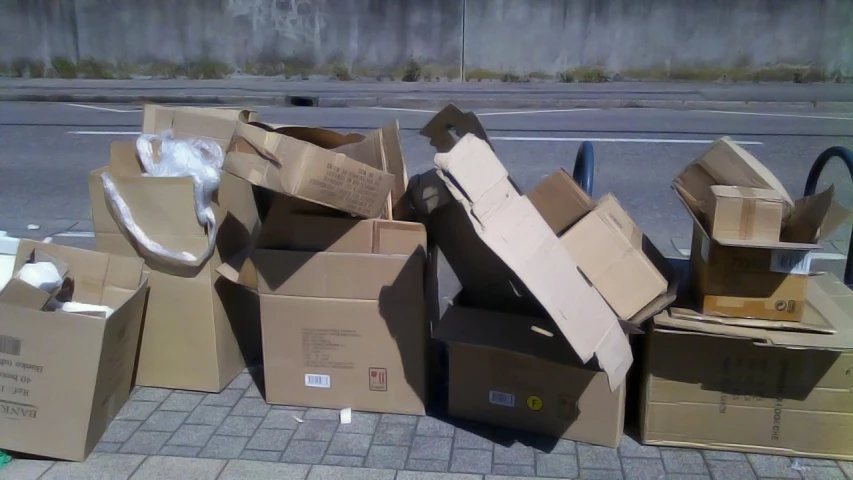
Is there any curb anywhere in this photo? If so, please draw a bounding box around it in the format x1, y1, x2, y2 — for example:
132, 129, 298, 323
1, 93, 851, 111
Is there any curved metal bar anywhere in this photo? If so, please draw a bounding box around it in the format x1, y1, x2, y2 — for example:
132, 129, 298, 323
573, 141, 595, 196
803, 146, 853, 287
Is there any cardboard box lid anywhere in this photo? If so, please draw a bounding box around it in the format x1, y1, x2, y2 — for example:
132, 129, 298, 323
224, 121, 396, 218
0, 250, 69, 311
673, 137, 853, 247
527, 169, 596, 235
142, 104, 258, 150
655, 274, 853, 350
709, 186, 785, 203
432, 133, 631, 390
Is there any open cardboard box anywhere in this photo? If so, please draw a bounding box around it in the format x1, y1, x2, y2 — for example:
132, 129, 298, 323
673, 137, 853, 321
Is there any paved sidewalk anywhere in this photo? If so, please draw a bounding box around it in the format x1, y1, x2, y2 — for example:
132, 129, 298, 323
2, 78, 853, 110
3, 369, 850, 480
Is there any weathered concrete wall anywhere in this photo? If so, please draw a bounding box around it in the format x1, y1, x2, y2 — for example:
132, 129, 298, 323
0, 0, 850, 80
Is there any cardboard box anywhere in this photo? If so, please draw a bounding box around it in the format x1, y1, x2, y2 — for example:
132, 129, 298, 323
0, 241, 148, 461
219, 199, 429, 415
0, 251, 69, 311
529, 169, 674, 323
436, 303, 625, 447
224, 121, 403, 219
707, 186, 785, 242
673, 137, 853, 321
89, 107, 263, 392
641, 273, 853, 460
142, 104, 259, 150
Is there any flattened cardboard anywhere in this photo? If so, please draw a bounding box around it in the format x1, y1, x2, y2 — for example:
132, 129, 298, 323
436, 305, 625, 447
142, 104, 259, 150
225, 121, 397, 218
0, 241, 148, 461
642, 274, 853, 460
432, 134, 630, 390
89, 141, 262, 392
707, 186, 784, 242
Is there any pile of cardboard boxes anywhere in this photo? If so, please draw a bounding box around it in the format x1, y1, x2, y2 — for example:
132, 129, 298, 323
0, 104, 851, 463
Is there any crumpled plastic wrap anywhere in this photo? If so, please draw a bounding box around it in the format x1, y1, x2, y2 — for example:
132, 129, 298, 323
100, 129, 224, 268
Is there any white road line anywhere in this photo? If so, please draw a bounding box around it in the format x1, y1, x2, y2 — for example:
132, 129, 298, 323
690, 110, 853, 121
68, 131, 140, 135
478, 108, 600, 117
370, 107, 437, 114
65, 103, 138, 113
491, 137, 764, 145
54, 232, 95, 238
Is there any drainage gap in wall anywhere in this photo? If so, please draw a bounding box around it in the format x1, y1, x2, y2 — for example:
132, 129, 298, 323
285, 95, 319, 107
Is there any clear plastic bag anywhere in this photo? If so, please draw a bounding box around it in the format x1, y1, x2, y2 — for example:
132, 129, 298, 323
100, 129, 223, 269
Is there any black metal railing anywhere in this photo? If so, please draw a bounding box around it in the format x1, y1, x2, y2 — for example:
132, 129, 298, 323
802, 146, 853, 287
573, 141, 595, 196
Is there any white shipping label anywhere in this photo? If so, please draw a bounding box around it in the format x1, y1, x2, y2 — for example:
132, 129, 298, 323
770, 250, 812, 275
305, 374, 331, 388
488, 390, 516, 407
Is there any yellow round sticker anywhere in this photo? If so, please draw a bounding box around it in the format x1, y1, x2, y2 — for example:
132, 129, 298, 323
526, 396, 543, 411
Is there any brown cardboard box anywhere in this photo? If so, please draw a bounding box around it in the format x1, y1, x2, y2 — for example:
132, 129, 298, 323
641, 273, 853, 460
529, 169, 674, 323
436, 303, 625, 447
142, 104, 260, 150
89, 107, 264, 392
429, 132, 630, 390
707, 186, 784, 242
673, 137, 853, 321
219, 201, 429, 415
0, 241, 148, 461
224, 121, 403, 219
0, 251, 69, 311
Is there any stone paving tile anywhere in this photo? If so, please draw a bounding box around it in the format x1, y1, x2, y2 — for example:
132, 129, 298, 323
293, 420, 339, 441
101, 419, 142, 443
244, 383, 262, 398
746, 454, 801, 479
132, 387, 173, 402
548, 439, 578, 455
246, 428, 294, 451
322, 455, 365, 467
0, 460, 55, 480
405, 459, 451, 472
578, 444, 622, 470
130, 456, 225, 480
380, 413, 419, 424
240, 450, 281, 462
492, 464, 537, 476
707, 460, 758, 480
305, 408, 342, 420
40, 453, 145, 480
579, 469, 627, 480
227, 372, 254, 390
365, 445, 409, 469
168, 425, 217, 447
374, 421, 416, 446
794, 458, 838, 467
667, 475, 712, 480
199, 435, 249, 459
185, 405, 231, 426
399, 473, 482, 480
230, 397, 271, 417
417, 416, 457, 437
307, 465, 396, 480
326, 433, 372, 456
159, 392, 205, 412
536, 452, 579, 478
121, 431, 173, 454
801, 466, 847, 480
494, 442, 536, 466
218, 459, 310, 480
140, 410, 190, 432
282, 440, 329, 464
454, 428, 495, 451
337, 412, 380, 435
621, 457, 666, 480
839, 461, 853, 478
662, 448, 709, 475
702, 450, 748, 462
200, 389, 243, 407
116, 401, 159, 421
450, 448, 493, 474
217, 415, 263, 437
411, 436, 453, 461
618, 436, 660, 459
262, 409, 304, 430
159, 445, 202, 457
94, 442, 123, 453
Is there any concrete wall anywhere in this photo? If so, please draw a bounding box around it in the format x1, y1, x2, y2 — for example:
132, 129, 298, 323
0, 0, 850, 80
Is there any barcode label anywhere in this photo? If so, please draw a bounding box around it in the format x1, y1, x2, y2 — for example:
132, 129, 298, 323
489, 390, 515, 407
305, 374, 331, 388
0, 335, 21, 356
770, 250, 811, 275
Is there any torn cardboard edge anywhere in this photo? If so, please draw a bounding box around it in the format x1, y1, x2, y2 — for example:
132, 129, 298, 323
431, 133, 632, 391
655, 274, 853, 350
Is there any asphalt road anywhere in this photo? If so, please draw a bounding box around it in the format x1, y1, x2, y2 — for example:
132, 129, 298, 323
1, 102, 851, 266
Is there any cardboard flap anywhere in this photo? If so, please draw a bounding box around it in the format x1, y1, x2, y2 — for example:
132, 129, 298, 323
420, 104, 492, 153
0, 250, 69, 311
271, 126, 365, 149
143, 104, 258, 149
821, 199, 853, 240
527, 169, 595, 235
432, 134, 632, 390
656, 274, 853, 350
216, 247, 259, 290
107, 142, 145, 176
782, 186, 839, 243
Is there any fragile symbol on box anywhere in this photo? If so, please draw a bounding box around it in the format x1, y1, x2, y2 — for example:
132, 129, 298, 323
305, 374, 331, 389
488, 390, 516, 407
369, 367, 387, 392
